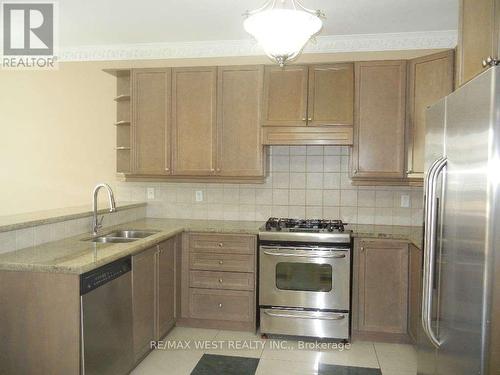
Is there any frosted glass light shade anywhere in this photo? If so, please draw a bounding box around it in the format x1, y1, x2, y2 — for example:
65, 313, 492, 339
244, 8, 323, 66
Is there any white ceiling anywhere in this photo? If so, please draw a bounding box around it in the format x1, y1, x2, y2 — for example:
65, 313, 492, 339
59, 0, 458, 47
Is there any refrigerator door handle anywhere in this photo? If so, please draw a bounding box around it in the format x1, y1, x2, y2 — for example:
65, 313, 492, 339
422, 156, 447, 348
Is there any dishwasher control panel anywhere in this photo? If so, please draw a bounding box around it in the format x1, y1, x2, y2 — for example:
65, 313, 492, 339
80, 256, 132, 295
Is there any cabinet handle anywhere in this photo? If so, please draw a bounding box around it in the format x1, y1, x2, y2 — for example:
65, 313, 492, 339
218, 278, 223, 283
483, 56, 499, 68
218, 303, 223, 308
406, 169, 413, 174
165, 167, 170, 171
354, 169, 358, 174
219, 260, 223, 265
360, 247, 364, 252
302, 117, 306, 121
216, 168, 221, 172
308, 118, 312, 121
218, 242, 223, 247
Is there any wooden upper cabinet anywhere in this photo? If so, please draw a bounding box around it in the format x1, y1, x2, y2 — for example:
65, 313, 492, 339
262, 65, 308, 126
407, 51, 454, 180
356, 239, 409, 335
457, 0, 500, 87
307, 63, 354, 126
172, 67, 217, 175
132, 69, 171, 175
217, 66, 265, 177
352, 61, 407, 181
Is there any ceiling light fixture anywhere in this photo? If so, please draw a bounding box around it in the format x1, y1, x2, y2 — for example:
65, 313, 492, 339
243, 0, 325, 67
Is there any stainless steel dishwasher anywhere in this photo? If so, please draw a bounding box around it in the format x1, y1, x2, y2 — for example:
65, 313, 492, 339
80, 256, 134, 375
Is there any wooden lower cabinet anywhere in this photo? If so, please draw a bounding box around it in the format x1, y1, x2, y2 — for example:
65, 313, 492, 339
408, 243, 423, 344
132, 237, 178, 362
132, 247, 157, 362
0, 271, 80, 375
157, 238, 176, 339
353, 238, 409, 341
188, 288, 254, 322
179, 233, 257, 331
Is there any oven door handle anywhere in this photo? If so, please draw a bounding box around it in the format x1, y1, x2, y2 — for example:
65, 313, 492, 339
263, 250, 346, 259
264, 310, 346, 320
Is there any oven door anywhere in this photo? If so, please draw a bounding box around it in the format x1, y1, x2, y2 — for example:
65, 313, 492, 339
259, 245, 350, 311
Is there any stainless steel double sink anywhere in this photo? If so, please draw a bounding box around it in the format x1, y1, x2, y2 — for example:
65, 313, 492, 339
83, 230, 159, 243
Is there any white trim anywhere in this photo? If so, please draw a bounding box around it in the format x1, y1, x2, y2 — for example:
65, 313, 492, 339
59, 30, 457, 62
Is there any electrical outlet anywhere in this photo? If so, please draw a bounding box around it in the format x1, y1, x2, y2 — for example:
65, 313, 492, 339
147, 187, 155, 200
400, 194, 410, 208
195, 190, 203, 202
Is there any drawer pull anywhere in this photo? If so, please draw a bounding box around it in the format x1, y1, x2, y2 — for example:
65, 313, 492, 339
219, 260, 223, 265
264, 310, 346, 320
218, 303, 223, 308
218, 278, 223, 283
218, 242, 223, 247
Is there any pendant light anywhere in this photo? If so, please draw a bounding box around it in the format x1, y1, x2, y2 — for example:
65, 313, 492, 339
243, 0, 325, 67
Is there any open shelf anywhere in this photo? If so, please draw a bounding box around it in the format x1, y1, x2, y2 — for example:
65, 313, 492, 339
104, 68, 133, 174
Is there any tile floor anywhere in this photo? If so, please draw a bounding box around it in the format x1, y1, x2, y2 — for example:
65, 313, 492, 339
131, 327, 418, 375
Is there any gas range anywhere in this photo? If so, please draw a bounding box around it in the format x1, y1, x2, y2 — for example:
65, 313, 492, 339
258, 217, 353, 340
259, 218, 351, 244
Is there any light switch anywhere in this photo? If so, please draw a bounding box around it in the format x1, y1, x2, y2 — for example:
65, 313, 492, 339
147, 187, 155, 200
400, 194, 410, 208
195, 190, 203, 202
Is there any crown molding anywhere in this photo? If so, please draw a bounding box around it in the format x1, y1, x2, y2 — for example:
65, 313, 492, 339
59, 30, 457, 62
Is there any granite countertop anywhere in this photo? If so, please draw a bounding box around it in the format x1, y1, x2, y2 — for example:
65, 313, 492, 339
348, 224, 423, 249
0, 218, 423, 275
0, 201, 147, 233
0, 218, 264, 274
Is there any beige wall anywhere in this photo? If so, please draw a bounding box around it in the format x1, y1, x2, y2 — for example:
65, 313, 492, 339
0, 61, 117, 215
0, 49, 442, 216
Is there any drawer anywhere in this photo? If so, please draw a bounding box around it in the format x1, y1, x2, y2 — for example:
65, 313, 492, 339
189, 288, 254, 322
190, 252, 254, 273
189, 233, 255, 254
189, 271, 254, 291
260, 308, 349, 340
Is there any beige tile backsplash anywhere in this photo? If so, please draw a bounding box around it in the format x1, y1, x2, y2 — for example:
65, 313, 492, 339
116, 146, 424, 226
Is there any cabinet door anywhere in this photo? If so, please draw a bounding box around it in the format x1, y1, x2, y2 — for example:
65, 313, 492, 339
307, 63, 354, 126
407, 51, 454, 180
172, 67, 217, 175
132, 246, 156, 361
132, 69, 171, 175
262, 65, 308, 126
408, 244, 423, 344
357, 240, 409, 334
352, 61, 407, 180
157, 238, 176, 340
457, 0, 500, 86
217, 66, 265, 177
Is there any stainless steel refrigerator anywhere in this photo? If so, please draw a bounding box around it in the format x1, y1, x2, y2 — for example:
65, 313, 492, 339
419, 66, 500, 375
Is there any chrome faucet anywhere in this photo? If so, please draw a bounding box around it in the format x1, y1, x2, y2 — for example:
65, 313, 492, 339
92, 183, 117, 236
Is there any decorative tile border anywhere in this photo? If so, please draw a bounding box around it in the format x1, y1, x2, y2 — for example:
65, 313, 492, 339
60, 30, 457, 62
